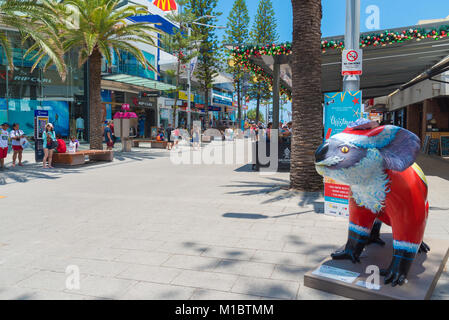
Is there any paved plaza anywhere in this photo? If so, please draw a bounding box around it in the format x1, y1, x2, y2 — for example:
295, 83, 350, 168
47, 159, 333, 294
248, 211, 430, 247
0, 142, 448, 300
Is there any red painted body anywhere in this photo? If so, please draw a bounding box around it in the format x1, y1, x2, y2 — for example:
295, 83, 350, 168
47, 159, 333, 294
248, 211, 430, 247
349, 166, 429, 245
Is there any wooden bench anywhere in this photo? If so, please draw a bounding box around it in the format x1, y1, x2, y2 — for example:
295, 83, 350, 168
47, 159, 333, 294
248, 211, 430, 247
132, 139, 152, 147
132, 139, 168, 149
52, 150, 113, 166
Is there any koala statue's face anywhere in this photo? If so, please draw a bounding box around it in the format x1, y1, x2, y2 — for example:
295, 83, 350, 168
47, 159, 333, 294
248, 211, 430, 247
315, 137, 367, 171
314, 136, 382, 186
314, 122, 421, 187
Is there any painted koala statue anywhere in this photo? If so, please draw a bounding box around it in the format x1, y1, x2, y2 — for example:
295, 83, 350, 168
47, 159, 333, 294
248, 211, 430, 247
315, 118, 429, 287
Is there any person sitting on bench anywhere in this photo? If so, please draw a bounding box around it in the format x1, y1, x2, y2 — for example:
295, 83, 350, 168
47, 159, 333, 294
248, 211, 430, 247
56, 134, 67, 153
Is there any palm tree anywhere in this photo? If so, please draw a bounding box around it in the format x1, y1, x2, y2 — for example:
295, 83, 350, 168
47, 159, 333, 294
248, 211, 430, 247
30, 0, 160, 149
290, 0, 323, 191
0, 0, 66, 77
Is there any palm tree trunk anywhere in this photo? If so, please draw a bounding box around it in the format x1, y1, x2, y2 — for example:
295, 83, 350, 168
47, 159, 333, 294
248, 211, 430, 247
88, 48, 103, 150
290, 0, 323, 191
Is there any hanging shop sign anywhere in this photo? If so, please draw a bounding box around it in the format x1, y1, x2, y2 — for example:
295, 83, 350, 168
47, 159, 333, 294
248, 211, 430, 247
178, 91, 194, 101
133, 97, 153, 108
212, 96, 233, 106
208, 106, 222, 112
323, 91, 363, 217
139, 91, 160, 98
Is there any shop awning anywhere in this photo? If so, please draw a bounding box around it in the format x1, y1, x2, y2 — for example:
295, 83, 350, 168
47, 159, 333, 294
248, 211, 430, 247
102, 74, 176, 91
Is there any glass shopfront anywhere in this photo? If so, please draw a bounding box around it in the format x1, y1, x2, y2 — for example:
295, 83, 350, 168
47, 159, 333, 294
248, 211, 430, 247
101, 89, 157, 138
0, 30, 87, 138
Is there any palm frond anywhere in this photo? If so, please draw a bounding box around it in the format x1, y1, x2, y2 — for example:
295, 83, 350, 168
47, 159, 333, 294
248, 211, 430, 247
0, 31, 13, 69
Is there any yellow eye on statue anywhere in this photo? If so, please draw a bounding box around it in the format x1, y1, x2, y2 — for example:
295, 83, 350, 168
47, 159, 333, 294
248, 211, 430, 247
341, 146, 349, 153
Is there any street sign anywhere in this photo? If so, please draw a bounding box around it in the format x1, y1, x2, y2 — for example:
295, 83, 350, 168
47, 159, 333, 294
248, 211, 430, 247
342, 49, 363, 76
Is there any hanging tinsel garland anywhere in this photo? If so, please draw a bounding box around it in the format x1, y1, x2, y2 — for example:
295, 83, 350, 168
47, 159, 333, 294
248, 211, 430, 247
230, 25, 449, 100
230, 43, 293, 100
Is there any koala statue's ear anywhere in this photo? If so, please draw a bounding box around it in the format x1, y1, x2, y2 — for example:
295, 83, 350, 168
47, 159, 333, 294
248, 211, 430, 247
379, 127, 421, 172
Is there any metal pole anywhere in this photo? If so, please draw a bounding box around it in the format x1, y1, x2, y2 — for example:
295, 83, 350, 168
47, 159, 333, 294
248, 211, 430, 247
187, 28, 192, 131
265, 102, 268, 124
272, 59, 280, 129
5, 64, 9, 117
343, 0, 361, 92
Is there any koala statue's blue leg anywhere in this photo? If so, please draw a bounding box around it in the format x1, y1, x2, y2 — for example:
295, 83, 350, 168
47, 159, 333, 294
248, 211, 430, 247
419, 241, 430, 253
381, 240, 420, 286
331, 199, 378, 263
367, 219, 386, 246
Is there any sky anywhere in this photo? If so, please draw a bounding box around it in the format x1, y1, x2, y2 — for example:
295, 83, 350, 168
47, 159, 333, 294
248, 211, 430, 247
213, 0, 449, 121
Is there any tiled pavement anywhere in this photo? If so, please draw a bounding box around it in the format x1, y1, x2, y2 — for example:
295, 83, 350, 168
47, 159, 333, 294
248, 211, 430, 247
0, 144, 448, 300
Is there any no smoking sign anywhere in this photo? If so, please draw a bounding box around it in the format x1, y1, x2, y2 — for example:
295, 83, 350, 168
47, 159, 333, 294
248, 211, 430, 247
347, 50, 358, 62
342, 49, 363, 76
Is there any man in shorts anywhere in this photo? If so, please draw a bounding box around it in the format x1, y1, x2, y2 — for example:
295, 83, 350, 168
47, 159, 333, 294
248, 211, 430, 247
104, 122, 114, 150
0, 123, 9, 169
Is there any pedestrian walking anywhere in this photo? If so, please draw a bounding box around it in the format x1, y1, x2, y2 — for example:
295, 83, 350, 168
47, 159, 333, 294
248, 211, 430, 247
0, 123, 9, 169
166, 123, 174, 150
104, 121, 114, 150
42, 123, 57, 169
172, 127, 180, 149
76, 115, 85, 141
10, 123, 25, 167
192, 125, 200, 150
266, 122, 273, 142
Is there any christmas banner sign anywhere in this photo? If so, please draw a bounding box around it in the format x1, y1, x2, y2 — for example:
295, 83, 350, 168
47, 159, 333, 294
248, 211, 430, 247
323, 91, 363, 217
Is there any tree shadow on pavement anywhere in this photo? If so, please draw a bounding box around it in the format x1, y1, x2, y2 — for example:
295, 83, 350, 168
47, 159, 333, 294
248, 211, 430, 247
223, 210, 315, 220
174, 238, 343, 299
234, 164, 254, 172
0, 150, 164, 186
0, 288, 36, 300
222, 177, 324, 214
113, 150, 166, 162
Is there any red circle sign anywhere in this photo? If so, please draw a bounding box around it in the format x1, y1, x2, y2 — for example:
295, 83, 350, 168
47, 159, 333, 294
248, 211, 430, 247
347, 50, 358, 62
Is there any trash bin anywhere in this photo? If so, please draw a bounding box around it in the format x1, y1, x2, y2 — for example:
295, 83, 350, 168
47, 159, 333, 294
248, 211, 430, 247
252, 137, 290, 172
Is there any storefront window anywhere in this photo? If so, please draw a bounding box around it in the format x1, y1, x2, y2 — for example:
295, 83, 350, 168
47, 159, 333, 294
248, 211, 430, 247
0, 30, 87, 138
103, 50, 156, 80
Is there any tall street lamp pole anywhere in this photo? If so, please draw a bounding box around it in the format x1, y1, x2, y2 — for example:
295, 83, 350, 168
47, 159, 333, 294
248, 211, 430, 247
186, 16, 225, 131
343, 0, 361, 92
187, 27, 193, 131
